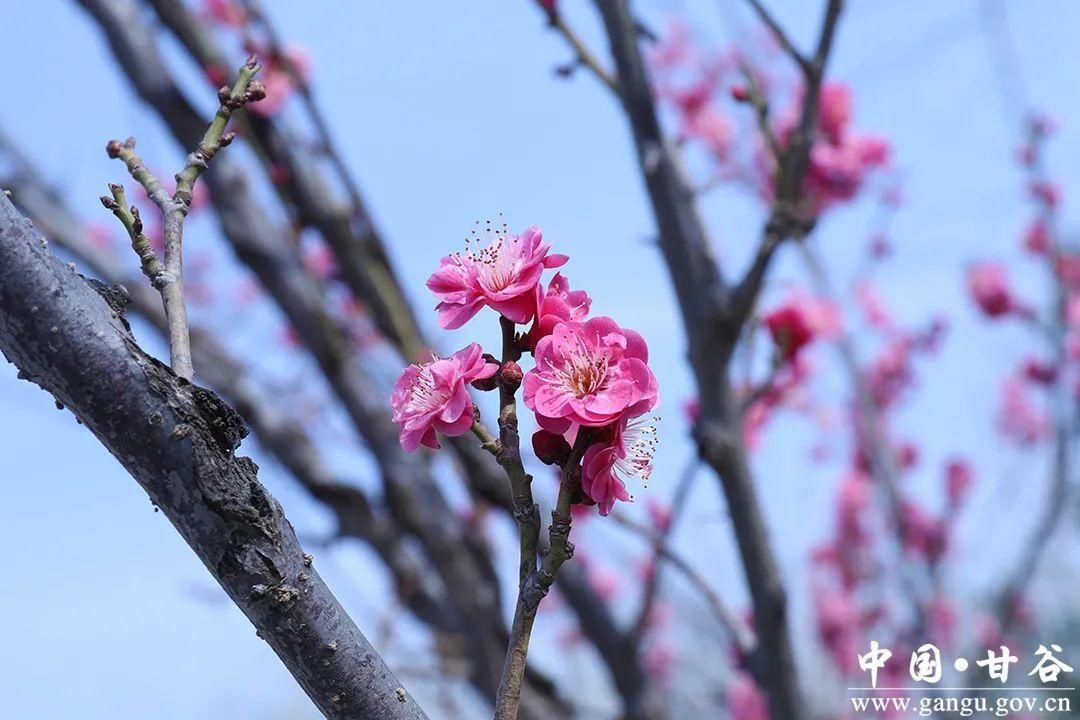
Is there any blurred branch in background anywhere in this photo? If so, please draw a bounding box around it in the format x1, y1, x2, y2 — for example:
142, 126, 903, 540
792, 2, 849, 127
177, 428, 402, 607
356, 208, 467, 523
584, 1, 846, 716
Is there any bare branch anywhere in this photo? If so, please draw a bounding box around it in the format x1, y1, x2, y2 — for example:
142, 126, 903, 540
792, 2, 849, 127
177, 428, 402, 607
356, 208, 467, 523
614, 511, 757, 656
727, 0, 844, 335
102, 57, 262, 381
546, 9, 621, 94
99, 183, 165, 282
0, 194, 427, 720
743, 0, 811, 74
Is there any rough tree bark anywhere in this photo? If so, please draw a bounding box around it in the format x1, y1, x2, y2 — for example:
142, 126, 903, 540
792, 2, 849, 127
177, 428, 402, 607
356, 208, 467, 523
0, 194, 427, 720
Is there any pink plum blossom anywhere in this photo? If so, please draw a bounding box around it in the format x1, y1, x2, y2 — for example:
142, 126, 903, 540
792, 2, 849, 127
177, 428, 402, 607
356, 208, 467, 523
817, 82, 852, 144
427, 225, 567, 329
391, 343, 498, 451
814, 588, 860, 674
999, 375, 1050, 445
944, 458, 973, 507
727, 671, 768, 720
527, 273, 591, 348
1021, 357, 1058, 385
1023, 218, 1050, 254
201, 0, 246, 27
580, 414, 658, 515
523, 316, 658, 434
763, 302, 816, 362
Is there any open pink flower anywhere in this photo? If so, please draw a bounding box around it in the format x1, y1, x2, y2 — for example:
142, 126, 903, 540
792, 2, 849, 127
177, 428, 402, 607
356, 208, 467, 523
523, 316, 658, 434
391, 343, 497, 451
580, 414, 658, 515
527, 273, 591, 348
427, 225, 568, 329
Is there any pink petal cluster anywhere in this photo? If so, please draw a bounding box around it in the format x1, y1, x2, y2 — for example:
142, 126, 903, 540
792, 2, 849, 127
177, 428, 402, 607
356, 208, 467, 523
998, 375, 1050, 446
580, 414, 658, 515
201, 0, 246, 27
427, 225, 568, 329
768, 82, 890, 214
944, 458, 973, 508
727, 671, 768, 720
524, 316, 658, 434
401, 222, 659, 518
391, 343, 497, 451
527, 273, 591, 348
524, 316, 659, 515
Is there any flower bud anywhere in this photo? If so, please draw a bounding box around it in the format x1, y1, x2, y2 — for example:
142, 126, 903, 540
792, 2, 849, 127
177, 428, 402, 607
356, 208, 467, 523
499, 360, 523, 390
730, 84, 750, 102
532, 430, 570, 466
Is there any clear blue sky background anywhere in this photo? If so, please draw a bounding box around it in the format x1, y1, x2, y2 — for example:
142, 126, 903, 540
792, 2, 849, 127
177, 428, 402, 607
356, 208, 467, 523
1, 1, 1078, 718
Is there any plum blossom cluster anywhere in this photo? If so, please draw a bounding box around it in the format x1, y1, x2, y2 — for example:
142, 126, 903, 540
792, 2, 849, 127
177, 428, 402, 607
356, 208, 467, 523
648, 23, 892, 216
391, 222, 660, 515
968, 113, 1080, 447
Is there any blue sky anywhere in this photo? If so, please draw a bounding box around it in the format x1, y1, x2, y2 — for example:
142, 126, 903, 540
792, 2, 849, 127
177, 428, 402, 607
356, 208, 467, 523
1, 1, 1079, 717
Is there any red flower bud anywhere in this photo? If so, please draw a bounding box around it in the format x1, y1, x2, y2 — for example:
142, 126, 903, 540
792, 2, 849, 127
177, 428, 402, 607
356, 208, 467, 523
532, 430, 571, 466
499, 360, 523, 389
730, 84, 750, 102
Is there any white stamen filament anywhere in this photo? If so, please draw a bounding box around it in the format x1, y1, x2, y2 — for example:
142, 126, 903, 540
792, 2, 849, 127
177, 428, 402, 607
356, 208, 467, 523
614, 415, 659, 486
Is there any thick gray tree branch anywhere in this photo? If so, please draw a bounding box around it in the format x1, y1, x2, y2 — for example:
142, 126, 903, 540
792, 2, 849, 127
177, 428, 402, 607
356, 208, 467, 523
0, 142, 500, 670
0, 194, 427, 720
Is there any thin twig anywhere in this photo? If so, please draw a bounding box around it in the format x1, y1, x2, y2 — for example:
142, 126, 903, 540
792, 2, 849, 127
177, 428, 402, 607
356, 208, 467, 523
727, 0, 844, 332
743, 0, 811, 73
614, 511, 757, 656
545, 9, 620, 94
494, 432, 590, 720
629, 454, 699, 642
101, 56, 264, 380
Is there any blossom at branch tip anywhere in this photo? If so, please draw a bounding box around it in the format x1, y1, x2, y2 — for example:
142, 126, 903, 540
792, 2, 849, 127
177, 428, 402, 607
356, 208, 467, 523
527, 272, 591, 348
1021, 357, 1058, 385
580, 414, 658, 515
523, 316, 658, 434
818, 82, 852, 145
1023, 218, 1050, 254
762, 295, 837, 362
999, 375, 1051, 446
944, 458, 973, 508
391, 343, 497, 451
427, 224, 568, 329
763, 81, 890, 214
968, 262, 1021, 319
